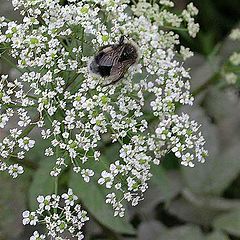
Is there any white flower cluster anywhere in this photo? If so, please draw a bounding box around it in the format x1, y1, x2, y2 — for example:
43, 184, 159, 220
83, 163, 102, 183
0, 0, 207, 216
0, 162, 24, 178
230, 52, 240, 66
100, 135, 153, 217
22, 189, 89, 240
132, 0, 199, 38
229, 28, 240, 67
155, 113, 207, 167
223, 27, 240, 85
180, 46, 194, 61
0, 74, 35, 176
230, 28, 240, 41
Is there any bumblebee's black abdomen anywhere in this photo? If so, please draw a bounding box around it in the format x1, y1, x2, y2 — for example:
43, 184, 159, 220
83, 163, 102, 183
98, 65, 112, 77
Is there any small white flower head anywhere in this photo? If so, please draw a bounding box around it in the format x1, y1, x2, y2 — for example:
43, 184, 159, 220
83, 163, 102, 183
30, 231, 46, 240
160, 0, 174, 7
230, 28, 240, 41
62, 188, 78, 206
81, 169, 94, 182
180, 46, 194, 60
188, 20, 200, 38
230, 52, 240, 66
0, 162, 8, 171
225, 72, 237, 84
187, 3, 199, 16
98, 171, 114, 189
8, 164, 24, 178
37, 195, 52, 211
22, 189, 88, 239
18, 137, 35, 151
22, 210, 38, 225
0, 114, 9, 128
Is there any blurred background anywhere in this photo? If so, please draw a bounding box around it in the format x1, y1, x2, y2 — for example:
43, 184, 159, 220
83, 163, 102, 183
0, 0, 240, 239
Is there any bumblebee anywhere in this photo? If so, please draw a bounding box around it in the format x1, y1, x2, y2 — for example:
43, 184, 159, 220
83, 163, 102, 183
89, 36, 139, 86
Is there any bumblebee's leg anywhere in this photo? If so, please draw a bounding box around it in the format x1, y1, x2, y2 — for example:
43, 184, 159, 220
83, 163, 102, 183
119, 35, 125, 44
119, 33, 131, 44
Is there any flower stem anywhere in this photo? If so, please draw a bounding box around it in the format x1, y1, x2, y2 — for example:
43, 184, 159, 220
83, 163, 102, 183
55, 177, 58, 195
161, 26, 188, 31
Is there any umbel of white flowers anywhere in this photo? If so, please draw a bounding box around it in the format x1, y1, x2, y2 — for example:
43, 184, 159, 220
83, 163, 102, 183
22, 189, 89, 240
0, 0, 206, 226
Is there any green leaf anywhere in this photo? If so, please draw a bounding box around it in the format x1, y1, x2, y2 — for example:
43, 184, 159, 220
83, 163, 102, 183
134, 165, 182, 217
168, 188, 240, 225
204, 88, 237, 121
206, 231, 230, 240
182, 144, 240, 195
69, 158, 135, 235
213, 209, 240, 237
151, 167, 183, 202
137, 221, 167, 240
28, 158, 55, 210
159, 225, 204, 240
168, 197, 220, 226
0, 173, 28, 239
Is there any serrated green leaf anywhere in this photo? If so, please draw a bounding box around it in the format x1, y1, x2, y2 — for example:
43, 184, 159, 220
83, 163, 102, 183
213, 209, 240, 237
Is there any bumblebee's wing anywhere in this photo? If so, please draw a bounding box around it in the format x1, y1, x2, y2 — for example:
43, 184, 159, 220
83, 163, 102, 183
97, 45, 125, 66
104, 59, 135, 86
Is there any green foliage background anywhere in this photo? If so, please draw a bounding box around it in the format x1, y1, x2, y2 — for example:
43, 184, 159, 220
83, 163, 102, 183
0, 0, 240, 239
